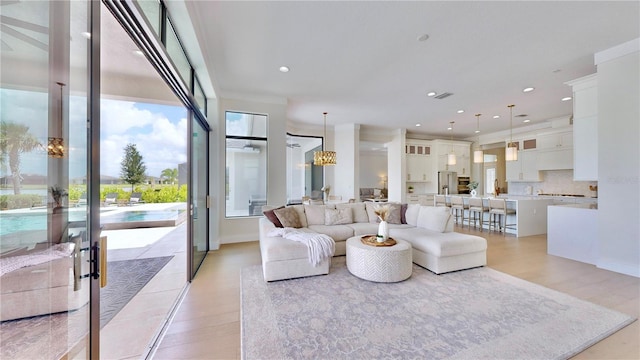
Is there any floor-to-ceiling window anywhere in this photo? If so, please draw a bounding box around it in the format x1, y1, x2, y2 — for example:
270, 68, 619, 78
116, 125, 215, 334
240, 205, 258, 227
225, 112, 267, 217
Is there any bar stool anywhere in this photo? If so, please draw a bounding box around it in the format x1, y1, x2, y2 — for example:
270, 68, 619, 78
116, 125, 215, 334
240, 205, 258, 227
434, 195, 449, 207
450, 196, 468, 226
488, 198, 516, 233
468, 197, 488, 231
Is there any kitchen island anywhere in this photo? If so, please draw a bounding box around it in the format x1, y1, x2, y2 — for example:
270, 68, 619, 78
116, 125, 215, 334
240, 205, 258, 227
444, 195, 554, 237
495, 195, 555, 237
547, 203, 598, 264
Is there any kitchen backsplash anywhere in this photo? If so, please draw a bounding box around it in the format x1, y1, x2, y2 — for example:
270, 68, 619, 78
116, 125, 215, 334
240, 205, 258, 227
508, 170, 598, 197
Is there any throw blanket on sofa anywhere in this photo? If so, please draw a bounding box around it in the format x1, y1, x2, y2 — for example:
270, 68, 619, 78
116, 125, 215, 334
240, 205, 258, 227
0, 243, 74, 277
268, 227, 335, 266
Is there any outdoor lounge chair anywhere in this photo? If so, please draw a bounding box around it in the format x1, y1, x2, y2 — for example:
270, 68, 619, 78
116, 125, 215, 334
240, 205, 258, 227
128, 192, 144, 206
104, 193, 118, 206
76, 192, 87, 207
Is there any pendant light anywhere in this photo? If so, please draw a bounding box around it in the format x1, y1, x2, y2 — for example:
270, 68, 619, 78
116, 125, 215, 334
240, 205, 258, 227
313, 112, 337, 166
447, 121, 456, 165
473, 113, 484, 163
505, 104, 518, 161
48, 82, 66, 158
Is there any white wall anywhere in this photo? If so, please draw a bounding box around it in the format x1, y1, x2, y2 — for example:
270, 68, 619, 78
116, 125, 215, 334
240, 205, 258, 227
359, 152, 388, 189
217, 98, 287, 244
595, 41, 639, 277
333, 124, 360, 201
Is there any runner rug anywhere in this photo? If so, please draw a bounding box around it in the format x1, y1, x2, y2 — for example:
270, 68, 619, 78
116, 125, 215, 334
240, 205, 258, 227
241, 257, 635, 359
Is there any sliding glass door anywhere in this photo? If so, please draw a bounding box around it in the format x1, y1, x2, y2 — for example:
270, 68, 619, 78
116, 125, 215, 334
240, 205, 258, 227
190, 117, 209, 277
0, 0, 92, 358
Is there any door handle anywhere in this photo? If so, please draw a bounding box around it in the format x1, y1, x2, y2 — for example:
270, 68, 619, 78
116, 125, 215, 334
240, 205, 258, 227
100, 236, 107, 288
90, 236, 108, 287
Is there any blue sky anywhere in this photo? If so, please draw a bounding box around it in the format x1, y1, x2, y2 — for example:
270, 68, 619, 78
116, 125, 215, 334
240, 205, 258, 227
1, 88, 187, 180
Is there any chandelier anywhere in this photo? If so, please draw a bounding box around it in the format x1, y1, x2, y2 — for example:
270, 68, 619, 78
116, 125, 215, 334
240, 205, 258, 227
314, 112, 336, 166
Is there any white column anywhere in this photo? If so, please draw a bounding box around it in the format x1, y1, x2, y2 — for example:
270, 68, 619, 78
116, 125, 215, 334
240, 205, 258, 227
333, 123, 360, 201
387, 129, 406, 203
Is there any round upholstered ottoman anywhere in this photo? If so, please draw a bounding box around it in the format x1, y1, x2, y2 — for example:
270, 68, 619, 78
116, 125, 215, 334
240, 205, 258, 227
346, 236, 412, 282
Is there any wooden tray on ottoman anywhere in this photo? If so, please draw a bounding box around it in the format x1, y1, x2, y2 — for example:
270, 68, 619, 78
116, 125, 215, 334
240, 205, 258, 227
361, 235, 396, 247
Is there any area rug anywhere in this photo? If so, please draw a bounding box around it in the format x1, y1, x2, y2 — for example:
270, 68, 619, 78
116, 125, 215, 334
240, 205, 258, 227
241, 257, 635, 359
100, 256, 173, 327
0, 255, 174, 359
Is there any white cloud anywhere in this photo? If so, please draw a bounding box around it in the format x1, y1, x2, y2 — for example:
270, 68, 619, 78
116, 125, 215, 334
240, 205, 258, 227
100, 102, 187, 178
101, 99, 155, 135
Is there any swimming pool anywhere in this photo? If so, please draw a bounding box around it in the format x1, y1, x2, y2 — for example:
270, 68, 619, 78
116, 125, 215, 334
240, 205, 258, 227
100, 209, 187, 230
0, 208, 187, 236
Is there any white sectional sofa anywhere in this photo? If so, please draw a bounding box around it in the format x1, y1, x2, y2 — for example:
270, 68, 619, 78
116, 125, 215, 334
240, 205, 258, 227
259, 202, 487, 281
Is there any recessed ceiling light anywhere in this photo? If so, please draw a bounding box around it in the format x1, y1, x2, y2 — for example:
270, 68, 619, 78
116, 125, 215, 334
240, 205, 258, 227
427, 91, 437, 97
493, 115, 500, 119
475, 130, 480, 134
447, 126, 452, 130
80, 32, 91, 39
415, 123, 421, 127
279, 66, 290, 73
523, 119, 531, 123
133, 50, 144, 56
457, 110, 464, 114
523, 87, 535, 93
417, 34, 430, 42
561, 96, 572, 101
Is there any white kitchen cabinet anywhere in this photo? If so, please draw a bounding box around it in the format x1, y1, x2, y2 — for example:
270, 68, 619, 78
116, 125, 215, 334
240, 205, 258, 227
406, 193, 434, 205
436, 143, 470, 175
537, 131, 573, 150
537, 148, 573, 170
566, 73, 598, 181
406, 141, 433, 182
506, 150, 540, 181
406, 153, 432, 182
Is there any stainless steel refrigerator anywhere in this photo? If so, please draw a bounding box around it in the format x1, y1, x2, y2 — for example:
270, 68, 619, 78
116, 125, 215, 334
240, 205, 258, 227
438, 171, 458, 195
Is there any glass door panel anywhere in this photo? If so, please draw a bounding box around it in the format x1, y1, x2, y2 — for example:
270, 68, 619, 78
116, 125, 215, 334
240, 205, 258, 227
0, 0, 91, 358
99, 3, 188, 358
191, 118, 209, 277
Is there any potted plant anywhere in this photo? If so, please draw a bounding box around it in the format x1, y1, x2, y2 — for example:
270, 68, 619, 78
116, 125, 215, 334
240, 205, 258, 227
48, 185, 68, 244
408, 185, 414, 194
467, 181, 479, 197
49, 185, 68, 209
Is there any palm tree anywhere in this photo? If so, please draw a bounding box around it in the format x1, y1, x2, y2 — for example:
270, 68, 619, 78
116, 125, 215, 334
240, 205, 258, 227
0, 121, 42, 194
160, 168, 178, 184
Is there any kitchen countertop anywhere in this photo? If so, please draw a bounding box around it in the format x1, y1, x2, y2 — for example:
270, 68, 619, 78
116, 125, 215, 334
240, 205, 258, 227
549, 203, 598, 210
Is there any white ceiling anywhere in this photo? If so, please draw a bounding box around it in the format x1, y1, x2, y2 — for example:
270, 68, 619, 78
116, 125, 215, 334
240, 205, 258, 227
186, 1, 639, 139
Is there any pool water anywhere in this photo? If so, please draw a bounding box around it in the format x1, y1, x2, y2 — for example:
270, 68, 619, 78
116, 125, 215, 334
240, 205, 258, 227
101, 210, 184, 223
0, 209, 185, 236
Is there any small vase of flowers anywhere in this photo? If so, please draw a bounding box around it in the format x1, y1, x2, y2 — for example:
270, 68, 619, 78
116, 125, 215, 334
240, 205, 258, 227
467, 181, 479, 197
374, 204, 390, 242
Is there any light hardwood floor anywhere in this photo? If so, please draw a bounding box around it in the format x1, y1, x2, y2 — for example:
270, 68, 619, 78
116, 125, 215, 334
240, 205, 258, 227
152, 226, 639, 359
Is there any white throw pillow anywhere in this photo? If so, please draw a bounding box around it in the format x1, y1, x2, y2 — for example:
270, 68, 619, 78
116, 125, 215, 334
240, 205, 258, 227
336, 203, 369, 223
304, 205, 326, 225
324, 208, 353, 225
416, 206, 452, 233
405, 204, 421, 226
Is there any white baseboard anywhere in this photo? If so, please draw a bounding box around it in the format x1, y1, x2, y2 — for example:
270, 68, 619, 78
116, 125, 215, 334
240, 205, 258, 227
597, 258, 640, 278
